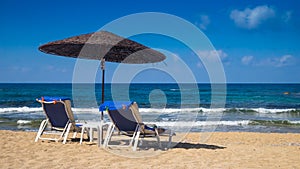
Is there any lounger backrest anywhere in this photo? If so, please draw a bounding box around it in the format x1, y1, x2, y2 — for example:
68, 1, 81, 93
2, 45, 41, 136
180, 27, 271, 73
37, 96, 75, 129
108, 108, 138, 133
63, 99, 77, 128
130, 102, 143, 124
42, 101, 69, 128
100, 101, 140, 133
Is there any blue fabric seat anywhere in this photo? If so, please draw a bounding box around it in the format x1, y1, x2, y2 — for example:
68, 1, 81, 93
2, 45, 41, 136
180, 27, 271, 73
35, 96, 82, 144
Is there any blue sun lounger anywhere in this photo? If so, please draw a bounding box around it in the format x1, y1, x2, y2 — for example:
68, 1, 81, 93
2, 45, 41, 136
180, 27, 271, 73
35, 96, 82, 144
100, 101, 174, 151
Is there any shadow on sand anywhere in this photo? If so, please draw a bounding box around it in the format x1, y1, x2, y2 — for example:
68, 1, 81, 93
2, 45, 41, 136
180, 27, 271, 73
73, 138, 226, 150
173, 142, 226, 150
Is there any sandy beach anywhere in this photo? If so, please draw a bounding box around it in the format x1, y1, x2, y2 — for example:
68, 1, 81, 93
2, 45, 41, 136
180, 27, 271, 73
1, 130, 299, 169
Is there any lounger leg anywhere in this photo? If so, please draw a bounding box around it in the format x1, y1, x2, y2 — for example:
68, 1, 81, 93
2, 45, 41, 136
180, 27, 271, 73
130, 125, 139, 147
107, 125, 115, 145
103, 124, 111, 148
80, 126, 85, 145
88, 127, 93, 142
133, 131, 140, 151
129, 133, 136, 147
104, 123, 114, 148
155, 128, 162, 149
97, 125, 101, 147
167, 130, 174, 149
72, 132, 77, 139
63, 123, 72, 144
35, 120, 48, 142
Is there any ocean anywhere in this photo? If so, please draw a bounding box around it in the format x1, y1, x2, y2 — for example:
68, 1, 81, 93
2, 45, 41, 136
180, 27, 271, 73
0, 83, 300, 133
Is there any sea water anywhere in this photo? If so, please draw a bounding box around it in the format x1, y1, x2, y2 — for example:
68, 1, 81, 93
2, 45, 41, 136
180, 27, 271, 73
0, 83, 300, 133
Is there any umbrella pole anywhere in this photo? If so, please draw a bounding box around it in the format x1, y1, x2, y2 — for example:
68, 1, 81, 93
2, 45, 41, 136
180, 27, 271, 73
99, 58, 105, 147
101, 59, 105, 104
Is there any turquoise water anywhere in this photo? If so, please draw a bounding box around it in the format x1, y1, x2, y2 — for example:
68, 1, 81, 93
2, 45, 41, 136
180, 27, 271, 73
0, 83, 300, 132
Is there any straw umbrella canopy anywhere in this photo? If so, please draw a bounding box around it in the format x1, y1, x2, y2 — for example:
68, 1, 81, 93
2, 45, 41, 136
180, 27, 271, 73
39, 31, 165, 64
39, 31, 166, 102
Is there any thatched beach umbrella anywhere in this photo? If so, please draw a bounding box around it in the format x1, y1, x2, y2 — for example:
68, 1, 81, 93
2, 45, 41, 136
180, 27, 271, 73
39, 31, 165, 102
39, 31, 165, 64
38, 31, 166, 142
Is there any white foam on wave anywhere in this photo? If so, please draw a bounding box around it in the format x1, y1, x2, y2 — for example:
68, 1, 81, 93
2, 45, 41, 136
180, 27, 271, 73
248, 108, 296, 114
72, 108, 99, 114
0, 107, 100, 114
147, 120, 250, 127
140, 107, 297, 114
139, 107, 226, 114
17, 120, 32, 125
0, 107, 42, 113
290, 121, 300, 124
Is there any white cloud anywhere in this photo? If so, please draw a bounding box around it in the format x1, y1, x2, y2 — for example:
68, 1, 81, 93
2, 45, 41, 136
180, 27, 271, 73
270, 55, 293, 67
10, 66, 31, 73
243, 55, 293, 67
197, 50, 228, 60
197, 50, 227, 61
230, 5, 275, 29
282, 11, 292, 23
196, 50, 229, 67
44, 65, 68, 73
241, 56, 254, 65
198, 15, 210, 30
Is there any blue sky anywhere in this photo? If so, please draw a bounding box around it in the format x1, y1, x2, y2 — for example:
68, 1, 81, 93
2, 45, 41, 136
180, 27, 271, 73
1, 0, 299, 83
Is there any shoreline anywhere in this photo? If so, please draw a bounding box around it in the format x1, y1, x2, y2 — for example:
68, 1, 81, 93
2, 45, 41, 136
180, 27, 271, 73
1, 130, 300, 168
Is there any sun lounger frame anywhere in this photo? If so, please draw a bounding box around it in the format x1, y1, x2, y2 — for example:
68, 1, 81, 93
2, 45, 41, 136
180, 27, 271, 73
35, 97, 80, 144
101, 101, 174, 151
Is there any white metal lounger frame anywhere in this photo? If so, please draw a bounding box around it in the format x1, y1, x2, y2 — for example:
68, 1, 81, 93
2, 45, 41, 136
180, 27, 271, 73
35, 99, 78, 144
104, 123, 172, 151
103, 103, 174, 151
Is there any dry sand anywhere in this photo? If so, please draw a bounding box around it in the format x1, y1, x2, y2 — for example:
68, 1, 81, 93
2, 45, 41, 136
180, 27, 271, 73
0, 130, 300, 169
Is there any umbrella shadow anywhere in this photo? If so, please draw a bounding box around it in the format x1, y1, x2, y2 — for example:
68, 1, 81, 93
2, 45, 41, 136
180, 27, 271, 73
172, 142, 226, 150
73, 138, 226, 151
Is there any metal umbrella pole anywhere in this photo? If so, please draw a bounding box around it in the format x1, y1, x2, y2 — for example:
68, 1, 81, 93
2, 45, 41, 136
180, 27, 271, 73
99, 58, 105, 146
